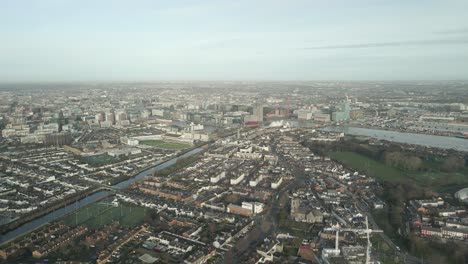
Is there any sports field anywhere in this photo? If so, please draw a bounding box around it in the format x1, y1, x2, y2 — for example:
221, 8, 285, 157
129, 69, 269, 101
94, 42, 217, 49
139, 139, 190, 150
62, 202, 147, 229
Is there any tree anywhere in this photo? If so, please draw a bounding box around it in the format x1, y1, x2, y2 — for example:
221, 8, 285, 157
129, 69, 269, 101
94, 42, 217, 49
383, 151, 404, 167
383, 151, 423, 171
389, 205, 403, 228
441, 155, 465, 172
407, 156, 423, 171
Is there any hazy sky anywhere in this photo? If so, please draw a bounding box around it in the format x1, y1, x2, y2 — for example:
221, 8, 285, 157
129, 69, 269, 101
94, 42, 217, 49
1, 0, 468, 81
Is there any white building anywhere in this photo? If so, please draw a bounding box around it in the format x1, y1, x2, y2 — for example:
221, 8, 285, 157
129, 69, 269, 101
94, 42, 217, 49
230, 173, 245, 185
100, 121, 112, 128
249, 174, 264, 187
297, 110, 314, 120
241, 202, 264, 214
107, 147, 141, 157
121, 137, 139, 146
271, 177, 283, 189
210, 171, 226, 183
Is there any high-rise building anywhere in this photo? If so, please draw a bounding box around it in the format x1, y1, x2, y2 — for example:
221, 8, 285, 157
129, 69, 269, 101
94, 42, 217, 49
95, 113, 104, 122
253, 104, 263, 122
105, 112, 115, 124
115, 110, 127, 122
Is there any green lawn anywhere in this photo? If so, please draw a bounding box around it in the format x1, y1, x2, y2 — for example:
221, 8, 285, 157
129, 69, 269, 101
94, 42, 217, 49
329, 151, 468, 191
62, 202, 148, 229
139, 139, 191, 150
329, 151, 405, 182
82, 153, 119, 167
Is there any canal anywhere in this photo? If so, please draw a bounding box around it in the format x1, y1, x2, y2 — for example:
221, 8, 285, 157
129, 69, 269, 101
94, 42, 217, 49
321, 126, 468, 152
0, 148, 203, 244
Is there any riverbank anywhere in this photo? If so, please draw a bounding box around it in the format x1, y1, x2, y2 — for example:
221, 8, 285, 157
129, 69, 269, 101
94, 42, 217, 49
0, 187, 109, 235
110, 143, 207, 186
0, 150, 190, 234
348, 123, 465, 138
0, 147, 204, 245
0, 193, 111, 247
321, 126, 468, 152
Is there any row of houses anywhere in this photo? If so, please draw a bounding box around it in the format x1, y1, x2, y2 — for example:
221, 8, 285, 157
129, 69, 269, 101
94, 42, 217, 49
420, 226, 468, 240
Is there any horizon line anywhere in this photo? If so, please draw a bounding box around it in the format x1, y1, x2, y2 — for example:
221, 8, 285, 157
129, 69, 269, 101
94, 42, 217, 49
1, 79, 467, 84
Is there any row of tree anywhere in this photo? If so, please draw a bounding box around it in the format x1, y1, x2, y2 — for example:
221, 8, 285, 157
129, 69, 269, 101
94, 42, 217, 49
383, 151, 423, 171
305, 138, 467, 173
441, 155, 466, 172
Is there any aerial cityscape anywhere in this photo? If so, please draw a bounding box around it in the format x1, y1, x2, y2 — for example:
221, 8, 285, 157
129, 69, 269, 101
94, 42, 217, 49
0, 81, 467, 263
1, 1, 468, 264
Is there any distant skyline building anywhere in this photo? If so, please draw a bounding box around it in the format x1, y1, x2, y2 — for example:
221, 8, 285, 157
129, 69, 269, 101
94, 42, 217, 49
332, 101, 350, 122
253, 104, 264, 122
105, 112, 115, 124
297, 109, 314, 120
244, 103, 264, 124
95, 113, 104, 122
115, 110, 127, 122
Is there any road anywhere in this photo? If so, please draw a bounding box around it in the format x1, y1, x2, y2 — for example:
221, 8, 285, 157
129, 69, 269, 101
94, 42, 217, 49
226, 138, 423, 264
225, 143, 307, 263
278, 138, 423, 264
357, 200, 422, 264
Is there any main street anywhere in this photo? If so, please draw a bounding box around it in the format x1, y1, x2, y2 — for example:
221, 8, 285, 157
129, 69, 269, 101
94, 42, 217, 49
356, 198, 422, 264
225, 140, 308, 263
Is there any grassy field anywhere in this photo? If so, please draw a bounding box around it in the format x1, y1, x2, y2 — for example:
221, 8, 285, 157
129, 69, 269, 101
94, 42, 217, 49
139, 139, 191, 150
330, 151, 404, 182
62, 202, 147, 229
82, 153, 119, 167
329, 151, 468, 191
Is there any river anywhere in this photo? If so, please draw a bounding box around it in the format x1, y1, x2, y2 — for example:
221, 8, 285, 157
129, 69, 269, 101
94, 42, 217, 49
0, 148, 203, 244
321, 126, 468, 152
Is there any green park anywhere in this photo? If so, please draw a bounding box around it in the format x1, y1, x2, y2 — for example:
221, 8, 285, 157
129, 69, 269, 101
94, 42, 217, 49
329, 151, 468, 193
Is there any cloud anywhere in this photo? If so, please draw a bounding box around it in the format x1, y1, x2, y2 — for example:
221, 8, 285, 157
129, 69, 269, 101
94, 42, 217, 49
196, 37, 246, 50
435, 27, 468, 35
302, 38, 468, 50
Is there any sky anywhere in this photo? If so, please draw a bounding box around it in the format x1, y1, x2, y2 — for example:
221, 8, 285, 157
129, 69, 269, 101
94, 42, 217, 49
1, 0, 468, 81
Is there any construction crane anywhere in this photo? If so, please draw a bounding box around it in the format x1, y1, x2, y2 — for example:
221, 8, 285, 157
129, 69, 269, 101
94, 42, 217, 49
323, 216, 383, 264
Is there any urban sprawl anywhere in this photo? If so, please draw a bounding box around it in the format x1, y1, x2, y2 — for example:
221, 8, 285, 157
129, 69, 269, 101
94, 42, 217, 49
0, 81, 467, 264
